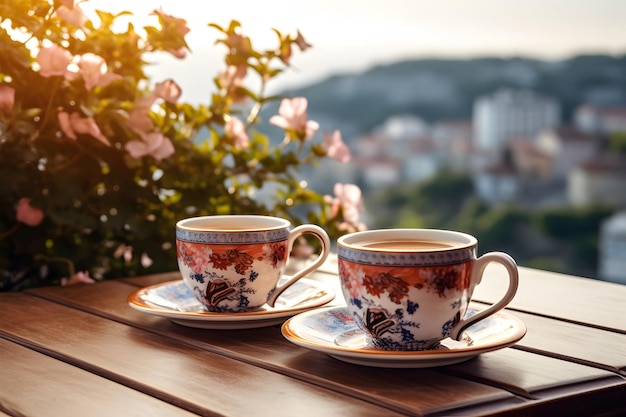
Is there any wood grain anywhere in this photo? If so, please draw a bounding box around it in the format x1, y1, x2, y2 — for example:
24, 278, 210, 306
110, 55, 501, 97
0, 338, 199, 417
473, 265, 626, 333
23, 282, 517, 416
0, 293, 404, 417
26, 278, 626, 416
495, 308, 626, 373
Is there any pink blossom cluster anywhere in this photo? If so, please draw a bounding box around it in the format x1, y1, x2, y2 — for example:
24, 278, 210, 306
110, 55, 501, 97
36, 44, 181, 159
15, 198, 44, 227
124, 79, 180, 160
270, 97, 320, 141
324, 183, 367, 233
32, 1, 191, 159
268, 98, 365, 231
36, 37, 121, 147
2, 1, 191, 278
0, 85, 14, 115
1, 2, 368, 288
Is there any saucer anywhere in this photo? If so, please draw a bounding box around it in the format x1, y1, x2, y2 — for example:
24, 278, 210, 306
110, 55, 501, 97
128, 278, 335, 330
281, 306, 526, 368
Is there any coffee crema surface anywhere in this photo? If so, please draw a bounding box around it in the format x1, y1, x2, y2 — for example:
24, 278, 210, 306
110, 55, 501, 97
355, 239, 462, 251
188, 226, 255, 231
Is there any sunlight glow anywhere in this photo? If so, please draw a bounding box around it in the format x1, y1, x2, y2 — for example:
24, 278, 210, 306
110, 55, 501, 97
81, 0, 626, 103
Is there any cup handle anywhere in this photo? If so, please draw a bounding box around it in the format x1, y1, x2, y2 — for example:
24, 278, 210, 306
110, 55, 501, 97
266, 224, 331, 307
449, 252, 519, 341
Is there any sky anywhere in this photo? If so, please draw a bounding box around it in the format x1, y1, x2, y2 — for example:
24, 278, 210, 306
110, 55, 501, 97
84, 0, 626, 104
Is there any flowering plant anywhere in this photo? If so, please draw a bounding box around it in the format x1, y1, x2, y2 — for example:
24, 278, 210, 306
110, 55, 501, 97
0, 0, 365, 291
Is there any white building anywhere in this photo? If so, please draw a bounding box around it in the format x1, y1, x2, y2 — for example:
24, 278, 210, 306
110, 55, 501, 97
473, 164, 519, 205
599, 211, 626, 284
376, 114, 429, 141
357, 158, 401, 189
403, 139, 440, 183
534, 126, 602, 180
574, 105, 626, 135
473, 88, 560, 153
568, 155, 626, 208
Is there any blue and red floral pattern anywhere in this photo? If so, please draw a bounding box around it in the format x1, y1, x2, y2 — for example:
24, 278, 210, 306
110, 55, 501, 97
177, 240, 288, 312
338, 259, 473, 350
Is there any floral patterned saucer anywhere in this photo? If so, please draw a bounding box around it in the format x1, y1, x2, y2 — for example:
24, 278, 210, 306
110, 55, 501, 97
281, 306, 526, 368
128, 278, 335, 329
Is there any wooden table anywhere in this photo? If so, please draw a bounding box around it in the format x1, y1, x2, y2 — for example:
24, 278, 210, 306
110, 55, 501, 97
1, 257, 625, 416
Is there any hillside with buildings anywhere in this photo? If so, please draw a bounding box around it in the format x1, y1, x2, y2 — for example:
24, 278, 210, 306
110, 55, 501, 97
277, 54, 626, 284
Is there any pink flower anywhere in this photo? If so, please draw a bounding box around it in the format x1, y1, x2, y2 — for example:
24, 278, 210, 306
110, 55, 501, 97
335, 183, 363, 225
55, 3, 87, 28
16, 198, 44, 227
125, 132, 175, 161
126, 98, 154, 134
76, 53, 122, 91
218, 66, 248, 103
58, 110, 111, 146
269, 97, 319, 141
225, 116, 250, 150
292, 237, 314, 259
59, 0, 76, 8
114, 244, 133, 263
124, 82, 179, 159
61, 271, 96, 286
154, 79, 182, 104
323, 130, 350, 163
218, 65, 246, 89
57, 111, 75, 138
126, 80, 181, 135
37, 46, 72, 77
0, 85, 15, 114
324, 183, 366, 232
141, 252, 153, 268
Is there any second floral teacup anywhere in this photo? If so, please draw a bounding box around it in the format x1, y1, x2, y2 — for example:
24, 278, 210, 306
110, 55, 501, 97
176, 215, 330, 312
337, 228, 519, 350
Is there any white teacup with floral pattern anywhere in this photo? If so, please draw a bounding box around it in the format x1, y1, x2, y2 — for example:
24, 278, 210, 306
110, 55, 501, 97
337, 229, 519, 351
176, 215, 330, 312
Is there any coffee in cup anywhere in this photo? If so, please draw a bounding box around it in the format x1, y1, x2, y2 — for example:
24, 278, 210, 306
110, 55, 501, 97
176, 215, 330, 312
337, 228, 518, 350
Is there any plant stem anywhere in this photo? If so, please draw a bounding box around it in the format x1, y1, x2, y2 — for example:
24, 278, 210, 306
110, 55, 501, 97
0, 224, 20, 241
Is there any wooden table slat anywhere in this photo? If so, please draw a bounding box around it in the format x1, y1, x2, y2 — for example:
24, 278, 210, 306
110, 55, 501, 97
120, 272, 626, 373
2, 259, 623, 417
20, 285, 518, 416
473, 265, 626, 333
501, 308, 626, 373
0, 294, 406, 417
442, 348, 624, 397
24, 278, 626, 416
0, 338, 200, 417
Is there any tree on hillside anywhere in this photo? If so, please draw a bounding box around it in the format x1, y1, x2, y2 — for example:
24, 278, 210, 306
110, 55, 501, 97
451, 201, 528, 255
410, 171, 474, 226
531, 206, 615, 239
531, 205, 615, 277
366, 171, 474, 229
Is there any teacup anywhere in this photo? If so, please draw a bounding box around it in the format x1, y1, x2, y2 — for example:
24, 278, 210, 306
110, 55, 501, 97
337, 228, 518, 350
176, 215, 330, 312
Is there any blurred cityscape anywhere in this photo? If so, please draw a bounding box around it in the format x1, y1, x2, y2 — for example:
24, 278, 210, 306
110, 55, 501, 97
280, 55, 626, 285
